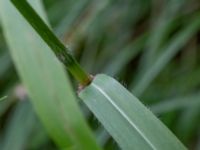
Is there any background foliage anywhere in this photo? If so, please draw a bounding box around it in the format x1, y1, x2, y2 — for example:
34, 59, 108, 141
0, 0, 200, 149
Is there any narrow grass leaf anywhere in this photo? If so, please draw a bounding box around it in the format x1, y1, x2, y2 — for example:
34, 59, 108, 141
103, 34, 147, 76
0, 52, 12, 78
151, 93, 200, 114
10, 0, 91, 86
0, 0, 100, 149
79, 74, 186, 150
175, 106, 200, 143
55, 0, 90, 37
140, 0, 185, 71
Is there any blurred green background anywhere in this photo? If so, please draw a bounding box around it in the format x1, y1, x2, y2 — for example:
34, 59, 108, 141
1, 0, 200, 149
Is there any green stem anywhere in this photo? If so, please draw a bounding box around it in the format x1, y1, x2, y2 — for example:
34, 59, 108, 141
11, 0, 92, 86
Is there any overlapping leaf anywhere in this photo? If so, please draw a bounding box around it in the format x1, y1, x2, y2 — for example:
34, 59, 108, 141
0, 0, 100, 149
79, 74, 187, 150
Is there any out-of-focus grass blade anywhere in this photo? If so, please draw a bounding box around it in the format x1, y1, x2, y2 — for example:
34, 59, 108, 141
196, 134, 200, 150
103, 34, 147, 76
55, 0, 90, 37
151, 93, 200, 114
0, 98, 12, 117
131, 13, 200, 96
1, 101, 36, 150
0, 52, 12, 78
96, 127, 110, 147
140, 0, 185, 71
79, 74, 186, 150
0, 96, 7, 101
175, 106, 200, 144
62, 0, 109, 44
0, 0, 100, 149
0, 87, 15, 117
46, 0, 74, 27
28, 119, 52, 150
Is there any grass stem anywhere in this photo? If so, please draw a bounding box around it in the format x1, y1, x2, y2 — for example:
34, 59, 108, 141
11, 0, 92, 86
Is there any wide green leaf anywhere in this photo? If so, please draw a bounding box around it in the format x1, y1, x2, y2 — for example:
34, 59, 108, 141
79, 74, 187, 150
0, 0, 100, 149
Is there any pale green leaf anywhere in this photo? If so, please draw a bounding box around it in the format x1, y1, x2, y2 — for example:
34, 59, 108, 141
0, 0, 100, 149
79, 74, 187, 150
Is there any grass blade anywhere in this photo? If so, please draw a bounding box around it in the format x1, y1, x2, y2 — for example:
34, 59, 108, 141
140, 0, 185, 71
79, 74, 186, 150
0, 52, 12, 78
55, 0, 90, 37
131, 13, 200, 96
0, 96, 7, 101
103, 33, 147, 76
150, 93, 200, 114
175, 106, 200, 144
11, 0, 91, 86
1, 101, 36, 150
0, 0, 100, 149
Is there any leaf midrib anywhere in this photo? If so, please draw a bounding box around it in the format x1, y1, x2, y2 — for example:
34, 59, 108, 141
91, 83, 157, 150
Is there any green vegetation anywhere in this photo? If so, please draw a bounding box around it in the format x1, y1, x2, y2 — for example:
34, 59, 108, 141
0, 96, 7, 101
0, 0, 200, 149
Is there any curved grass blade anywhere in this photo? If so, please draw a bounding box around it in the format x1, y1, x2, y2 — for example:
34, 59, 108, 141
79, 74, 187, 150
0, 0, 101, 149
